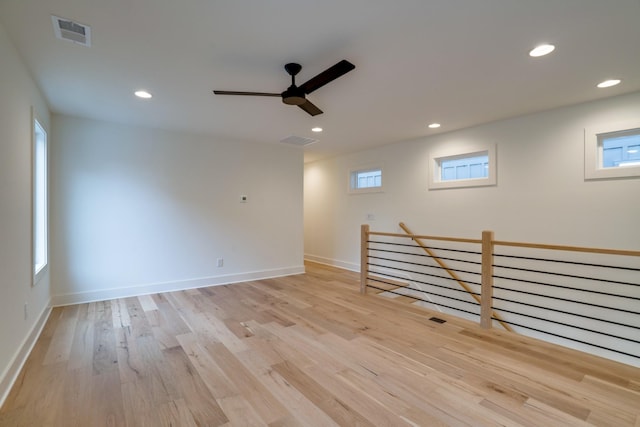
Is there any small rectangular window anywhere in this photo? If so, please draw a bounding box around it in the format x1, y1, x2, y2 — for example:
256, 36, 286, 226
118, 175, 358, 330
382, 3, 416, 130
429, 144, 496, 190
440, 154, 489, 181
349, 167, 383, 194
601, 132, 640, 168
33, 116, 48, 284
585, 121, 640, 180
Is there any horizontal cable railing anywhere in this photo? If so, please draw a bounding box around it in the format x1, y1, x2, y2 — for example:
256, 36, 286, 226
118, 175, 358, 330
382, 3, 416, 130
490, 241, 640, 363
360, 223, 640, 367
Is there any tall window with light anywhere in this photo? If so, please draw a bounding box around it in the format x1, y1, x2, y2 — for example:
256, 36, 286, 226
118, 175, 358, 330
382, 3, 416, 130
33, 117, 48, 283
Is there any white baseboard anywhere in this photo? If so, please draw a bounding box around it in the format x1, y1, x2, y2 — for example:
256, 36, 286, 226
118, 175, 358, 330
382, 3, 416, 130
50, 265, 306, 307
304, 254, 360, 272
0, 303, 51, 409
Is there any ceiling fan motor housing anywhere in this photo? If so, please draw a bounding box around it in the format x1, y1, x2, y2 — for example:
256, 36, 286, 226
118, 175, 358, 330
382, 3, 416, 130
282, 85, 306, 105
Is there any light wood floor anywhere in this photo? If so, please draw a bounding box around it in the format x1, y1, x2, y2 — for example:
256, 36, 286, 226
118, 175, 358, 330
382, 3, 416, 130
2, 262, 639, 426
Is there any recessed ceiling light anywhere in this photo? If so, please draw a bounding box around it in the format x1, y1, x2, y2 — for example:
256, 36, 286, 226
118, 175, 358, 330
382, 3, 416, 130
597, 79, 621, 88
134, 90, 152, 99
311, 127, 323, 132
529, 44, 555, 57
428, 123, 441, 129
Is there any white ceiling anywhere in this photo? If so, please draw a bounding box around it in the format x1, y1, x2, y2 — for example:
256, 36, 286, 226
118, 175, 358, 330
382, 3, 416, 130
2, 0, 639, 163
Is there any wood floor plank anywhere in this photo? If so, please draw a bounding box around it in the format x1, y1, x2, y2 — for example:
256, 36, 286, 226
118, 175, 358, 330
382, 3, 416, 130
121, 376, 162, 427
92, 300, 119, 376
67, 303, 96, 371
156, 398, 199, 427
241, 323, 292, 368
89, 369, 127, 427
115, 325, 142, 384
59, 366, 93, 426
111, 298, 131, 330
258, 368, 341, 427
304, 363, 415, 427
2, 362, 67, 426
580, 374, 640, 409
148, 297, 191, 350
137, 294, 159, 312
175, 332, 238, 400
523, 398, 593, 427
438, 344, 593, 421
216, 395, 267, 426
159, 346, 229, 425
2, 261, 639, 426
0, 335, 55, 410
204, 341, 291, 424
43, 305, 79, 365
272, 360, 375, 427
235, 341, 341, 426
261, 323, 347, 374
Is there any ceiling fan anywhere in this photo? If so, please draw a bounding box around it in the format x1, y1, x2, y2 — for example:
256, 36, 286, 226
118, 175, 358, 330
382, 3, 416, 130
213, 60, 355, 116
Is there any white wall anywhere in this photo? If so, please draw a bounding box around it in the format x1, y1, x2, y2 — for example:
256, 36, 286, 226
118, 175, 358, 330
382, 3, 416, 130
0, 23, 52, 404
305, 91, 640, 269
51, 115, 304, 305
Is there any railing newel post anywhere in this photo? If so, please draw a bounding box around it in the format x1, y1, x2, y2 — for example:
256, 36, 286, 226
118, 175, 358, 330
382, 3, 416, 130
481, 230, 495, 329
360, 224, 370, 294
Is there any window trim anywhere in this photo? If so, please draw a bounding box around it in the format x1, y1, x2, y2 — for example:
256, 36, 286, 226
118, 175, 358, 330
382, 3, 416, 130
428, 143, 497, 190
348, 166, 384, 194
585, 120, 640, 180
32, 109, 48, 285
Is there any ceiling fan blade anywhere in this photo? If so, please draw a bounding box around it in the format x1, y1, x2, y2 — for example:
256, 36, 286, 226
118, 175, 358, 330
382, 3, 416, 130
297, 99, 323, 116
299, 60, 355, 94
213, 90, 281, 97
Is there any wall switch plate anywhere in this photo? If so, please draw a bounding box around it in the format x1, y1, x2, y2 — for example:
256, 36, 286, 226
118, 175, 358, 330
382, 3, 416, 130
216, 258, 224, 267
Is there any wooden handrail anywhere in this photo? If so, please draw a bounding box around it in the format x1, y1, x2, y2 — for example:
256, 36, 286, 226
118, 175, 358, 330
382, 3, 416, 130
493, 240, 640, 257
368, 230, 640, 258
368, 230, 481, 245
398, 222, 513, 332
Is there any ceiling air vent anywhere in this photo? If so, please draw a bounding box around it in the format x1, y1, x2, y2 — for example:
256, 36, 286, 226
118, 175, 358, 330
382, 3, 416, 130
51, 15, 91, 47
280, 135, 318, 147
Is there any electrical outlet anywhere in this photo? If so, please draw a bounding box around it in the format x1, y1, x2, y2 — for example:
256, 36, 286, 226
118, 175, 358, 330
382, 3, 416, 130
240, 195, 248, 203
216, 258, 224, 268
367, 213, 376, 221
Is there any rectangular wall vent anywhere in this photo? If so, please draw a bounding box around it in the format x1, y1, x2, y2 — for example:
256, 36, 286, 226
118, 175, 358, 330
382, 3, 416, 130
280, 135, 318, 147
52, 15, 91, 47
